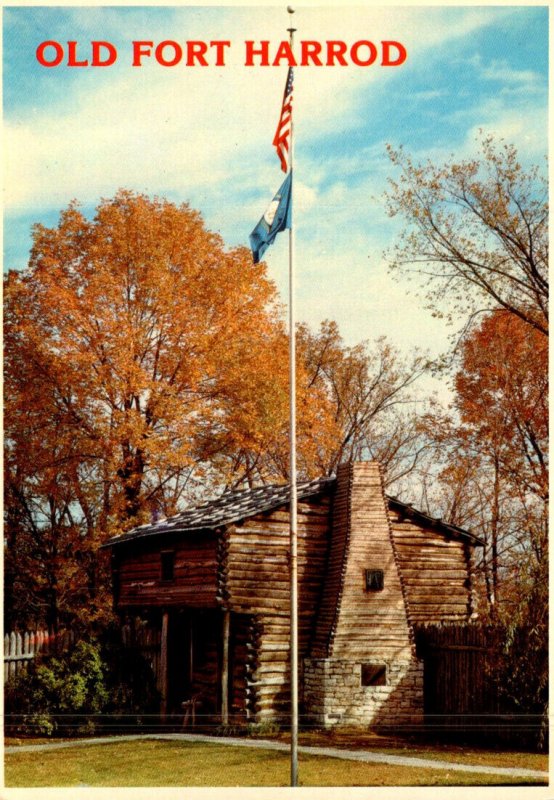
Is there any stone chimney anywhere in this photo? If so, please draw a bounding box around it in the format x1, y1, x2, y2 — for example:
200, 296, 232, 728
304, 461, 423, 728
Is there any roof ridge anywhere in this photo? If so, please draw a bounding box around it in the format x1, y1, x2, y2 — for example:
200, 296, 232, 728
102, 474, 483, 549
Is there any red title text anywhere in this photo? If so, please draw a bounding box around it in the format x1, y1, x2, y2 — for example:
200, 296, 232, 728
35, 39, 407, 68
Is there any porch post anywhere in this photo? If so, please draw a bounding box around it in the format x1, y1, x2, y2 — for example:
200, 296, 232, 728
189, 614, 194, 683
160, 610, 169, 721
221, 609, 230, 724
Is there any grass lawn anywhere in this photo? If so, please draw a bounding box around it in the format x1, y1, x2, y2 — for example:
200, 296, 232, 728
295, 729, 549, 772
4, 739, 548, 787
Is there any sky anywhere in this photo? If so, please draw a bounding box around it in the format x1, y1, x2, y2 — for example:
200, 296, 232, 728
3, 4, 549, 375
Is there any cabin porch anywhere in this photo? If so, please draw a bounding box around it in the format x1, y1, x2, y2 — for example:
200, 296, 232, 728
123, 608, 254, 728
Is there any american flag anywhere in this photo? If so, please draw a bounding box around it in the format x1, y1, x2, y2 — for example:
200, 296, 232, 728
272, 67, 294, 173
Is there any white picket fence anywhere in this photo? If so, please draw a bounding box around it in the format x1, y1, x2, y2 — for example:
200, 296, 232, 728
4, 629, 76, 684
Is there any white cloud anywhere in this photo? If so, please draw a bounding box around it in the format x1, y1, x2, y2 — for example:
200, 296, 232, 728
4, 5, 517, 212
4, 5, 546, 372
471, 54, 540, 86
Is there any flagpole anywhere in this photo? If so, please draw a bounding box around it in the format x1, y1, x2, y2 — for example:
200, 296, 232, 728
286, 5, 299, 789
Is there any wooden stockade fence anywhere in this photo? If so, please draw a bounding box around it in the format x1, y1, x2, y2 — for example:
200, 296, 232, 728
4, 629, 76, 684
414, 622, 499, 734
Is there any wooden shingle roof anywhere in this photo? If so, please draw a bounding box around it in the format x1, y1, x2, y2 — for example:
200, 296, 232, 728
103, 474, 483, 548
104, 476, 334, 547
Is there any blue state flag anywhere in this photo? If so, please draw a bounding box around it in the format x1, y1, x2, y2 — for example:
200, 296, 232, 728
249, 171, 292, 264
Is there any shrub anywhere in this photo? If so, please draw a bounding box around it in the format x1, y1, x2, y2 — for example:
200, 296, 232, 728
5, 640, 109, 736
489, 618, 548, 752
5, 631, 161, 737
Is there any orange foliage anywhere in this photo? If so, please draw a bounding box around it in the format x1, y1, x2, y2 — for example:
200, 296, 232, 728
421, 310, 548, 618
4, 190, 340, 625
455, 310, 548, 501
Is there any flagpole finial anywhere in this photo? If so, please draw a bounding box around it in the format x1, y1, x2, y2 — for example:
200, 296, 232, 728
287, 7, 296, 40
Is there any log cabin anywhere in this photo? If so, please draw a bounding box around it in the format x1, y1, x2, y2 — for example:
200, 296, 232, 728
102, 461, 483, 728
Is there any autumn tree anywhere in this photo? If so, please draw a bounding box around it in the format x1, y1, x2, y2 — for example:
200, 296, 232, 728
415, 312, 548, 703
422, 312, 548, 742
384, 136, 548, 740
455, 310, 547, 501
456, 311, 547, 612
416, 310, 547, 613
384, 132, 548, 611
384, 135, 548, 336
4, 190, 340, 627
297, 320, 433, 487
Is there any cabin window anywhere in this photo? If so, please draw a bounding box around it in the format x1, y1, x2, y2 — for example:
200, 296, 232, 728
160, 550, 175, 582
361, 663, 387, 687
365, 569, 384, 591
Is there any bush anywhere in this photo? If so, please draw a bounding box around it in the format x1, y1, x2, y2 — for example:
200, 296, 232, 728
5, 640, 109, 736
5, 631, 161, 737
247, 720, 281, 738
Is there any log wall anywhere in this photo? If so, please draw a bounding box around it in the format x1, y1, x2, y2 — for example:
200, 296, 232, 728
219, 493, 332, 720
310, 465, 350, 658
389, 509, 473, 622
115, 532, 219, 609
